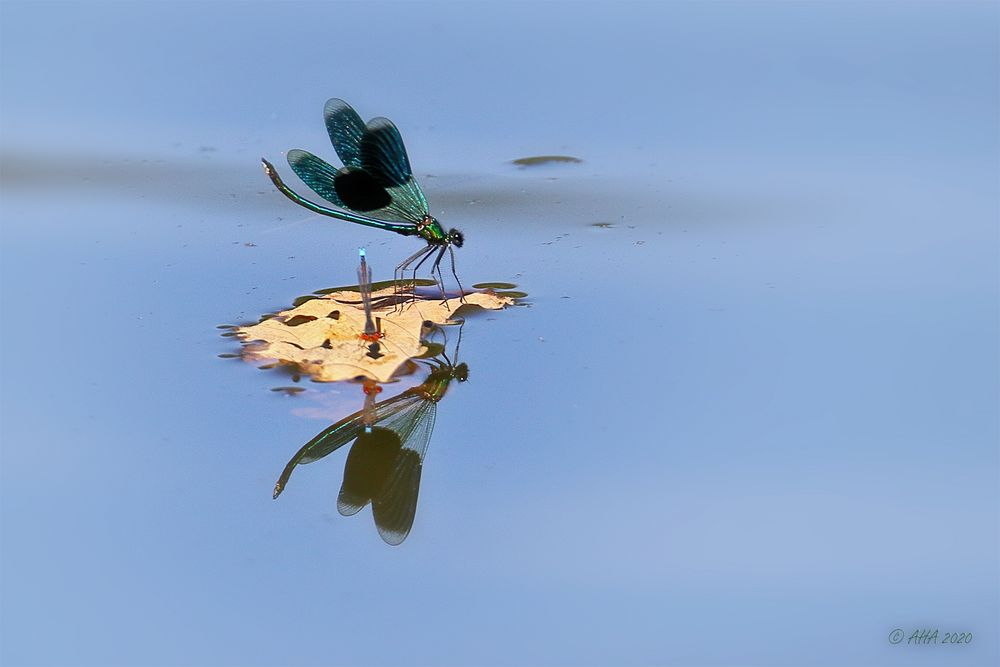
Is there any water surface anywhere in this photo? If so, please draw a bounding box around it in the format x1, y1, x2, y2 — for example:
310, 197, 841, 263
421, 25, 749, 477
1, 2, 997, 665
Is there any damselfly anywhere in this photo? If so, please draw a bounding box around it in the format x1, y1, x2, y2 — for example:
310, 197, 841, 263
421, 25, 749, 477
357, 247, 385, 359
262, 98, 465, 301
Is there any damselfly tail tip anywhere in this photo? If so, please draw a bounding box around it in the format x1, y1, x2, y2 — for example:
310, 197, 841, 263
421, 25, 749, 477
272, 482, 284, 499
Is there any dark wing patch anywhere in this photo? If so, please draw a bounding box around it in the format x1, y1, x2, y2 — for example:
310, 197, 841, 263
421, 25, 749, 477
338, 427, 401, 517
333, 167, 393, 212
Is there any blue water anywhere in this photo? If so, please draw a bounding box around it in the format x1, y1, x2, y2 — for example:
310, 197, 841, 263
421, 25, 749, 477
1, 2, 997, 665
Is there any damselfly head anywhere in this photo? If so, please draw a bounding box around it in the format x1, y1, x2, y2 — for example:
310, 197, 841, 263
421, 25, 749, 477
448, 229, 465, 248
454, 362, 469, 382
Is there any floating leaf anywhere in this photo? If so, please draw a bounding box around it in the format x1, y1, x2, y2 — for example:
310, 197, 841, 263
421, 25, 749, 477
235, 286, 515, 383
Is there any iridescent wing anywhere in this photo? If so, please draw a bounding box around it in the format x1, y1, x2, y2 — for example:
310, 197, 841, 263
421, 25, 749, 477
360, 117, 430, 223
270, 100, 431, 227
361, 117, 414, 187
324, 98, 366, 169
286, 149, 342, 206
287, 148, 427, 224
263, 158, 415, 234
287, 150, 411, 223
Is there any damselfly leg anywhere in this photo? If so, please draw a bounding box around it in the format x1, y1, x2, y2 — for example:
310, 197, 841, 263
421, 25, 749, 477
393, 245, 435, 307
448, 246, 466, 303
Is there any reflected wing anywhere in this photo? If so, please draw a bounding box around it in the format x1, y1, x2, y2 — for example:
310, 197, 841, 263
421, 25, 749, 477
324, 98, 366, 168
361, 118, 429, 222
272, 390, 425, 499
378, 396, 437, 460
371, 399, 437, 545
373, 449, 422, 545
338, 427, 401, 516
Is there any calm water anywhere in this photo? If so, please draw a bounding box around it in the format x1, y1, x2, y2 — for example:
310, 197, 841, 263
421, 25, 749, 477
1, 2, 997, 665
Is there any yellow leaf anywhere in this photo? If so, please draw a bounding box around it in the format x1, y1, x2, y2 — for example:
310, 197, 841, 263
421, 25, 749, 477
235, 287, 514, 383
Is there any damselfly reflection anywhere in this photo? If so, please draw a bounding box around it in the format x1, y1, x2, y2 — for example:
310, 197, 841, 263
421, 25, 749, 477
358, 251, 385, 433
361, 378, 380, 434
262, 98, 464, 302
273, 324, 468, 545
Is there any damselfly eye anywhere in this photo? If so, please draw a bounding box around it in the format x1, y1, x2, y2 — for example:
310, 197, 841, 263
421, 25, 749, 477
449, 229, 464, 248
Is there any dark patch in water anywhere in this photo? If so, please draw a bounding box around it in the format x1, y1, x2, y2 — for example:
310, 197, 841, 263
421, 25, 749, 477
271, 386, 306, 395
511, 155, 583, 167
